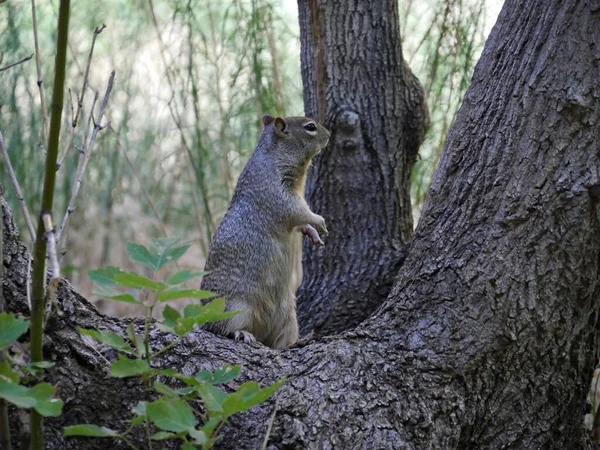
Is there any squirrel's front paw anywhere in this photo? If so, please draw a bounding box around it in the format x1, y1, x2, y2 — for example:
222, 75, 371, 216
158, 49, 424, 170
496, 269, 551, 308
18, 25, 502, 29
233, 330, 256, 345
300, 225, 325, 247
313, 215, 328, 236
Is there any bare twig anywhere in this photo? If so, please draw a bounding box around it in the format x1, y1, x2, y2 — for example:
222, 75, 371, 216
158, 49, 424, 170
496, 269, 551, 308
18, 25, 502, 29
26, 253, 32, 311
31, 0, 49, 141
42, 212, 62, 318
56, 24, 106, 171
56, 70, 115, 246
261, 401, 278, 450
109, 125, 170, 237
0, 130, 36, 241
0, 54, 33, 73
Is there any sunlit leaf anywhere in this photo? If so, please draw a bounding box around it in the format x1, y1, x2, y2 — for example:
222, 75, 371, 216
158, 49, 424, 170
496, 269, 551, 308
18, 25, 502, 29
79, 328, 131, 352
113, 272, 166, 291
195, 365, 241, 385
88, 266, 122, 285
110, 356, 150, 378
127, 243, 157, 270
194, 382, 228, 414
151, 431, 177, 440
222, 377, 285, 417
64, 424, 120, 437
159, 289, 215, 302
167, 270, 204, 285
189, 428, 208, 445
29, 382, 64, 416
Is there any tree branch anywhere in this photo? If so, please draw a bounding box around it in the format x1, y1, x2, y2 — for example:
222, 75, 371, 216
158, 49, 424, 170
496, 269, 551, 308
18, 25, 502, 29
0, 54, 33, 73
56, 70, 115, 247
56, 24, 106, 171
0, 130, 36, 241
30, 0, 49, 142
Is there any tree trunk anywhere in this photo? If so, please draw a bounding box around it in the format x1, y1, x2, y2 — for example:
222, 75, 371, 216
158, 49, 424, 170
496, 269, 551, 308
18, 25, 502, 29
296, 0, 428, 337
3, 0, 600, 448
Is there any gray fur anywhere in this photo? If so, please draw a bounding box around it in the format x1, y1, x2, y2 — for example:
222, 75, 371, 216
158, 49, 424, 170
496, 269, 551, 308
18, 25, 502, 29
201, 116, 330, 349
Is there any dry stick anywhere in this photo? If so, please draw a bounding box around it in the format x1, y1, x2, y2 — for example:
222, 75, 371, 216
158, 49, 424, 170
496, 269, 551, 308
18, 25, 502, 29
0, 130, 36, 241
56, 70, 115, 247
31, 0, 49, 141
260, 401, 278, 450
109, 125, 169, 238
0, 54, 33, 73
42, 212, 62, 318
56, 24, 106, 171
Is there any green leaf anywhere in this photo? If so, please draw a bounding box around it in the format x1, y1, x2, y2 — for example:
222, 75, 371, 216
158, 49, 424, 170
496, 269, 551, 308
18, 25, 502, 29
88, 266, 122, 285
0, 380, 36, 408
30, 383, 64, 417
110, 356, 150, 378
29, 361, 55, 369
165, 244, 192, 267
64, 424, 120, 437
113, 272, 166, 291
147, 398, 196, 432
153, 381, 180, 398
151, 431, 177, 440
162, 305, 181, 329
0, 312, 30, 350
222, 378, 285, 418
0, 361, 19, 383
194, 382, 228, 414
189, 428, 208, 445
0, 381, 63, 416
106, 293, 141, 305
159, 289, 215, 302
149, 237, 190, 270
128, 401, 148, 428
199, 419, 221, 438
127, 243, 158, 270
181, 442, 197, 450
195, 365, 241, 385
79, 328, 131, 352
132, 401, 147, 416
167, 270, 204, 285
127, 324, 147, 358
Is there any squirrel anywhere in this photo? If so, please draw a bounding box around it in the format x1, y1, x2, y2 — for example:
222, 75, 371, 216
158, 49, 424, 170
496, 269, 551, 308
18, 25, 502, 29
200, 114, 330, 349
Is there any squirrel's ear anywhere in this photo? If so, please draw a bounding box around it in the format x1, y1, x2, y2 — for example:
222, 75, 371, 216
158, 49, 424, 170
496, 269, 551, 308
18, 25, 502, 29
274, 117, 287, 137
262, 114, 275, 127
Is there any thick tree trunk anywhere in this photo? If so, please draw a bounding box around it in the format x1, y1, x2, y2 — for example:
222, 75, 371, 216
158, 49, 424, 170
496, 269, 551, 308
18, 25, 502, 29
296, 0, 428, 336
3, 0, 600, 448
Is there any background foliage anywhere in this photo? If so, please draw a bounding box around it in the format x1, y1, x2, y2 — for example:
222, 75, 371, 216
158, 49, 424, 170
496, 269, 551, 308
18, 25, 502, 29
0, 0, 501, 311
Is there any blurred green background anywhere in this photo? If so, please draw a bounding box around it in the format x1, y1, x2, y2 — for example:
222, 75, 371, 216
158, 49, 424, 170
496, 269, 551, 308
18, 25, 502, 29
0, 0, 502, 312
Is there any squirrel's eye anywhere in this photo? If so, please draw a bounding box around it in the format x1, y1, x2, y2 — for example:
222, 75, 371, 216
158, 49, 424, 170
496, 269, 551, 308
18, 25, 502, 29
304, 123, 317, 132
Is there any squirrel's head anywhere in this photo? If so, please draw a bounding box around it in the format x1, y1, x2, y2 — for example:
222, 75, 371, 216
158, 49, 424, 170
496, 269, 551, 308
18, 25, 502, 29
262, 114, 330, 161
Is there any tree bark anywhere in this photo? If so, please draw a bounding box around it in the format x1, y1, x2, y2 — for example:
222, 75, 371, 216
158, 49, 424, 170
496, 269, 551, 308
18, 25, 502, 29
3, 0, 600, 448
296, 0, 428, 337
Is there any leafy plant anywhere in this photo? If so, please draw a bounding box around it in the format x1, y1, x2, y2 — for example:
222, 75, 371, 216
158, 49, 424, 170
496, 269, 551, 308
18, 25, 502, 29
0, 313, 64, 418
64, 238, 284, 449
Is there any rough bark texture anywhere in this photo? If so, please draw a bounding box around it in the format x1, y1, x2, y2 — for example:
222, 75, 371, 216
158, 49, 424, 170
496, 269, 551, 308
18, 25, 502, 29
296, 0, 429, 336
3, 0, 600, 448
